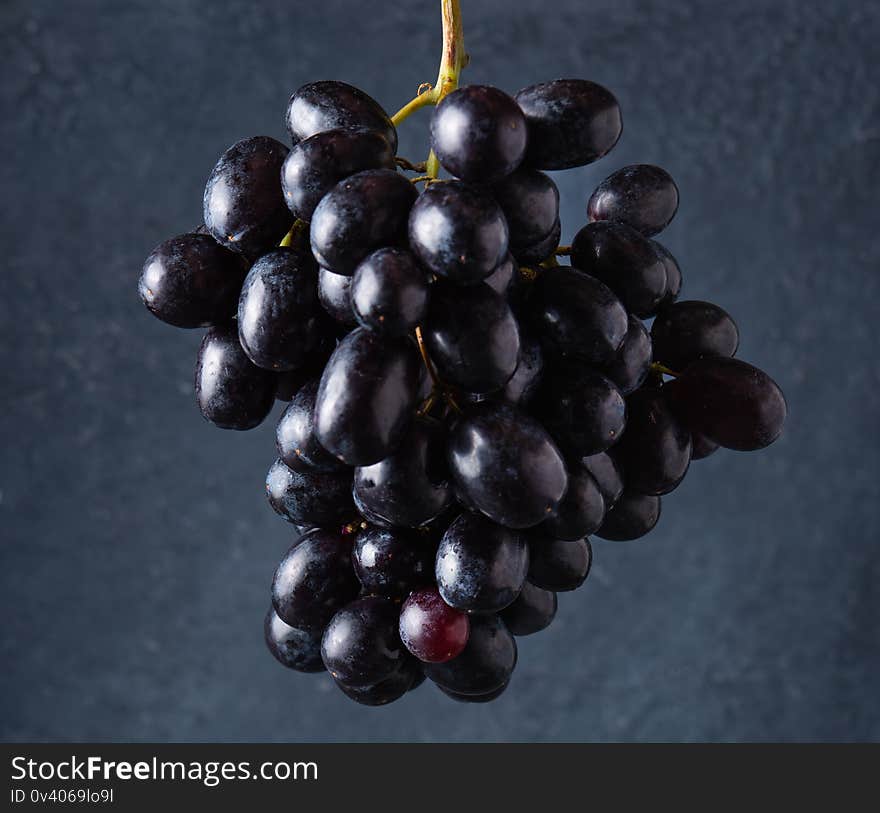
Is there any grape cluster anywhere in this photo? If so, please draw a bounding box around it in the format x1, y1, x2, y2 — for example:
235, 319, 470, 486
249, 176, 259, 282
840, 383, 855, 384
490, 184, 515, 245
140, 74, 786, 706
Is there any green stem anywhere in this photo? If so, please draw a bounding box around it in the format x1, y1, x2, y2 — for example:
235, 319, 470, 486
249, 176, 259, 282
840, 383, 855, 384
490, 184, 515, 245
650, 362, 681, 378
390, 0, 467, 178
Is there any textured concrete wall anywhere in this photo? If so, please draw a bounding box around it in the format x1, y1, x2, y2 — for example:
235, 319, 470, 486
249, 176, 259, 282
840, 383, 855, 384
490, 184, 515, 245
1, 0, 877, 742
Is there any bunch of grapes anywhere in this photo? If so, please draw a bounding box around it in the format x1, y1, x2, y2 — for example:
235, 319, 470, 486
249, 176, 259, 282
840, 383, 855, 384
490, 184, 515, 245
140, 7, 786, 706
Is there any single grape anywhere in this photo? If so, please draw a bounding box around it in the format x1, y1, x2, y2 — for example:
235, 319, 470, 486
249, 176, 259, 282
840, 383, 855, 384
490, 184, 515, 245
540, 462, 605, 540
571, 221, 667, 317
513, 217, 561, 266
526, 265, 628, 364
315, 327, 421, 465
281, 128, 395, 221
533, 364, 626, 458
527, 535, 592, 592
264, 608, 325, 673
203, 136, 292, 258
423, 281, 520, 394
399, 587, 470, 663
691, 432, 720, 460
352, 420, 453, 529
272, 528, 359, 633
408, 180, 509, 285
310, 169, 417, 275
321, 596, 408, 687
237, 247, 329, 371
650, 300, 739, 371
492, 167, 560, 250
588, 164, 679, 236
424, 614, 516, 696
596, 492, 661, 540
514, 79, 622, 170
351, 247, 430, 336
334, 661, 419, 706
581, 451, 625, 509
447, 401, 568, 529
499, 581, 557, 636
285, 80, 397, 153
604, 314, 652, 395
651, 240, 682, 309
352, 526, 436, 599
317, 266, 357, 329
665, 357, 786, 451
436, 512, 529, 614
265, 458, 355, 527
617, 388, 692, 495
195, 323, 276, 430
430, 85, 527, 182
502, 332, 544, 406
276, 379, 348, 473
139, 233, 245, 328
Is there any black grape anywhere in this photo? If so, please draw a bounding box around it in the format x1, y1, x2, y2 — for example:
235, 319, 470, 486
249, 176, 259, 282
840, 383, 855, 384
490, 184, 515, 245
265, 458, 355, 527
203, 136, 292, 258
139, 233, 245, 328
651, 240, 682, 309
499, 582, 557, 636
264, 608, 325, 673
527, 535, 592, 592
540, 462, 605, 540
691, 432, 720, 460
285, 80, 397, 153
650, 300, 739, 371
281, 128, 395, 221
492, 167, 560, 250
399, 587, 470, 663
447, 401, 568, 529
334, 661, 419, 706
195, 323, 276, 430
605, 314, 652, 395
581, 451, 625, 509
596, 492, 661, 540
276, 379, 347, 473
310, 169, 417, 275
430, 85, 527, 182
315, 327, 421, 465
526, 265, 628, 364
513, 217, 561, 265
588, 164, 679, 236
320, 596, 409, 687
514, 79, 622, 170
272, 528, 359, 633
351, 247, 430, 336
502, 332, 544, 406
424, 614, 517, 696
352, 526, 436, 599
353, 420, 453, 529
533, 365, 626, 458
318, 266, 357, 329
423, 281, 520, 394
408, 180, 509, 285
617, 388, 692, 495
436, 512, 529, 614
237, 246, 328, 371
665, 357, 787, 451
571, 221, 667, 317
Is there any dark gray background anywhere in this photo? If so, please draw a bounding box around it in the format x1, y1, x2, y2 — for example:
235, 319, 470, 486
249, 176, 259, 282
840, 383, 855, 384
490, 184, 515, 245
1, 0, 878, 742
